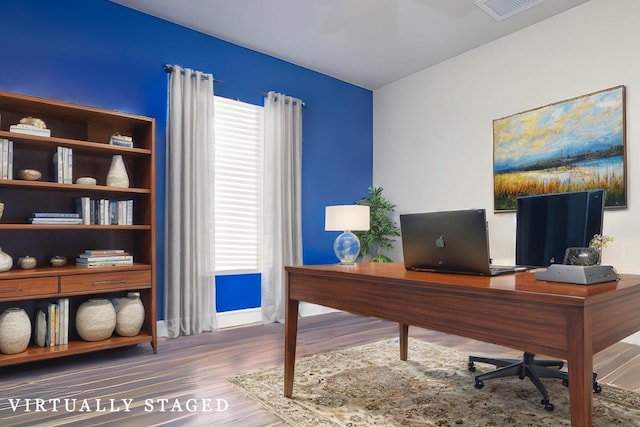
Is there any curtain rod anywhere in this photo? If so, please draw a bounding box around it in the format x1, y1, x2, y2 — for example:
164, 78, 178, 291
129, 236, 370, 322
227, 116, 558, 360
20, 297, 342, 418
257, 91, 306, 107
163, 64, 224, 84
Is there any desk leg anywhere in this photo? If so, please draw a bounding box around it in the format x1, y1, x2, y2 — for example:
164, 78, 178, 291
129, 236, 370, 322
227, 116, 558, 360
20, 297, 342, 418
399, 323, 408, 361
284, 296, 299, 398
566, 307, 593, 427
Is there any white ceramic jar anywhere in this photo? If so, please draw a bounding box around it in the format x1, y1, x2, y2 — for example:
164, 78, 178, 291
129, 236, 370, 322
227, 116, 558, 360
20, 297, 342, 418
0, 308, 32, 354
114, 292, 145, 336
76, 299, 116, 341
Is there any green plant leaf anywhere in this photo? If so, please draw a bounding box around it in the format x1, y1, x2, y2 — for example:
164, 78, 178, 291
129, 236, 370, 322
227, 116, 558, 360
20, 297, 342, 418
354, 186, 400, 263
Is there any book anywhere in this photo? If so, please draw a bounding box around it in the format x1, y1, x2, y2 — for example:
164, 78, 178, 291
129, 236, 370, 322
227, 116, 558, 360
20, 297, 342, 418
109, 135, 134, 148
56, 298, 69, 345
77, 254, 133, 262
65, 147, 73, 184
0, 139, 6, 179
0, 138, 9, 180
33, 212, 81, 218
7, 140, 13, 179
127, 200, 133, 225
48, 302, 57, 347
63, 298, 69, 344
75, 259, 134, 268
30, 218, 83, 224
9, 124, 51, 137
83, 249, 126, 256
76, 197, 91, 224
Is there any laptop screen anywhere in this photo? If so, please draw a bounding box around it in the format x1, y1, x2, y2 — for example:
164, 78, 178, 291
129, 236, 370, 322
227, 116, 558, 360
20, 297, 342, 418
400, 209, 493, 276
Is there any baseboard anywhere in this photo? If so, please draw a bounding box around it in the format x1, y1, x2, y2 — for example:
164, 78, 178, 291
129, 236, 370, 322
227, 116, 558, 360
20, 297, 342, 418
216, 307, 263, 329
156, 305, 341, 335
156, 320, 168, 337
622, 332, 640, 345
299, 303, 339, 317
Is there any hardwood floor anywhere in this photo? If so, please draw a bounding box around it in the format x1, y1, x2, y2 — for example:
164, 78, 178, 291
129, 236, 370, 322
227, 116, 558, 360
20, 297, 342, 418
1, 311, 639, 426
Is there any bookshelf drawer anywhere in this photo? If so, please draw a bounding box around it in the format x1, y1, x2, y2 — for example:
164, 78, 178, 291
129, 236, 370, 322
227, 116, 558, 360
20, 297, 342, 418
61, 270, 152, 292
0, 277, 58, 298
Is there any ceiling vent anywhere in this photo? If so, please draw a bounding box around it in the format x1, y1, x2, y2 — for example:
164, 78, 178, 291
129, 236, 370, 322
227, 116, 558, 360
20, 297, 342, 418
475, 0, 547, 21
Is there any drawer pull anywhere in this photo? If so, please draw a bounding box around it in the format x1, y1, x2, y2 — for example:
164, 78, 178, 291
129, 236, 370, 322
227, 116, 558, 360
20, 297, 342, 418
93, 280, 127, 286
0, 287, 23, 293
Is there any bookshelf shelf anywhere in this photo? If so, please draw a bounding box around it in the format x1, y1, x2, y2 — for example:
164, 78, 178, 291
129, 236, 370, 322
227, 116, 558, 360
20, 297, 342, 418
0, 334, 154, 367
0, 90, 156, 366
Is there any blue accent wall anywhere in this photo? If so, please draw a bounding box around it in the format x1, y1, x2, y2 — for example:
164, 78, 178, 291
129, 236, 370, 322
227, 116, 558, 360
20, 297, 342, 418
0, 0, 372, 316
215, 275, 262, 312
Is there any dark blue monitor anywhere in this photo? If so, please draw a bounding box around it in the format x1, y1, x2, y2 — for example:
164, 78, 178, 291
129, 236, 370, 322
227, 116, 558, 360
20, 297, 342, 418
515, 189, 605, 267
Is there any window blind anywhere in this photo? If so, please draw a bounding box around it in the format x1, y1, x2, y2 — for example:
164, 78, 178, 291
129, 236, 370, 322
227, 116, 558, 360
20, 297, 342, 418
213, 96, 264, 274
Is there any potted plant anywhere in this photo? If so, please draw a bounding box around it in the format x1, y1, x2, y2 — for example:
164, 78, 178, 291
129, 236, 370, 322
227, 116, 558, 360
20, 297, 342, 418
354, 186, 400, 262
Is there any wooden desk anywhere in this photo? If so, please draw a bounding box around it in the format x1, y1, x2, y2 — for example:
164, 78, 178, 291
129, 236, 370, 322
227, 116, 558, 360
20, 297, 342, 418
284, 262, 640, 427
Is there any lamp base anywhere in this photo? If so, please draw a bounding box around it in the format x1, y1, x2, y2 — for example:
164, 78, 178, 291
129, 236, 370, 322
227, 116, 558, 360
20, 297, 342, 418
337, 261, 357, 267
333, 231, 361, 265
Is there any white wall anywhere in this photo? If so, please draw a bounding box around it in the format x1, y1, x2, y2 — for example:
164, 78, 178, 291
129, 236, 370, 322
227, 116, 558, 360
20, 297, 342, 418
373, 0, 640, 343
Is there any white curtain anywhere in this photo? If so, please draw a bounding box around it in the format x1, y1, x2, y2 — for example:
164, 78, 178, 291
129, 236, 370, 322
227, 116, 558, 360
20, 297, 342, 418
262, 91, 304, 324
165, 65, 216, 337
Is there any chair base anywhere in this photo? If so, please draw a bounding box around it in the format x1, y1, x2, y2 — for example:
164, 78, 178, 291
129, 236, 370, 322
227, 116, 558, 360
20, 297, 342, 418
468, 352, 601, 411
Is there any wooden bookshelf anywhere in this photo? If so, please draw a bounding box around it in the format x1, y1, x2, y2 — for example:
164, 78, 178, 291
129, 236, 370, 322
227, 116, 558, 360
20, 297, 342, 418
0, 90, 156, 366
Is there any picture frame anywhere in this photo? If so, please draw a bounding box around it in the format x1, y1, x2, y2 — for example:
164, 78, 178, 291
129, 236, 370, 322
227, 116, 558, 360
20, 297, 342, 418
493, 85, 626, 211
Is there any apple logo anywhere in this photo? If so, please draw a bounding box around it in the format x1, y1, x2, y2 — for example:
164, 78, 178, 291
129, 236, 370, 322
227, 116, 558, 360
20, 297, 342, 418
435, 235, 445, 248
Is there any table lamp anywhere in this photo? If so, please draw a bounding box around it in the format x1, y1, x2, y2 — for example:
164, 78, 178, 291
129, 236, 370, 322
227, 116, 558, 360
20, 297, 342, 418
325, 205, 370, 265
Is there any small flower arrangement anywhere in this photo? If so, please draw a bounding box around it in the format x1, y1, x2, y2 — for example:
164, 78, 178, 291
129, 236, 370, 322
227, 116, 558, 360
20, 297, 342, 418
589, 234, 614, 249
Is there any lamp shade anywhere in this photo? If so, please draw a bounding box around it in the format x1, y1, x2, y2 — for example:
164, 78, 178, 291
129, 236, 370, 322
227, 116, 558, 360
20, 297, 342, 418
325, 205, 370, 231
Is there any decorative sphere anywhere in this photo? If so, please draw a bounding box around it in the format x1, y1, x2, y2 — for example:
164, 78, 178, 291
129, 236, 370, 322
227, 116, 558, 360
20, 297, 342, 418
18, 256, 37, 269
50, 256, 67, 267
333, 231, 361, 264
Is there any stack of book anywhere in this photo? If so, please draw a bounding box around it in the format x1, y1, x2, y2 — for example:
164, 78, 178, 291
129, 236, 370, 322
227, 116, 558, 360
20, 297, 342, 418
53, 146, 73, 184
0, 138, 13, 179
30, 212, 83, 224
109, 134, 134, 148
34, 298, 69, 347
76, 197, 134, 225
9, 123, 51, 137
76, 249, 133, 268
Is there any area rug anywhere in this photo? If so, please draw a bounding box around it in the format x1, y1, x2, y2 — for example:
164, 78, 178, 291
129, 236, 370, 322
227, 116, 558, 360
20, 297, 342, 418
229, 338, 640, 426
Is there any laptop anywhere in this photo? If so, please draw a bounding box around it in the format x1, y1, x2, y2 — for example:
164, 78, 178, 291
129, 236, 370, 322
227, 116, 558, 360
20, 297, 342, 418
400, 209, 519, 276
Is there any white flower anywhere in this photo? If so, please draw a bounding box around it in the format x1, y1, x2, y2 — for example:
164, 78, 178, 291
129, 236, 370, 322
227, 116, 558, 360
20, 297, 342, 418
589, 234, 614, 249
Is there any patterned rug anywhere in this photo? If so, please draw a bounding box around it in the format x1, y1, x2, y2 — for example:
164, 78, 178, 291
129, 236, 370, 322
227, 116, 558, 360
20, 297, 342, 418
229, 338, 640, 426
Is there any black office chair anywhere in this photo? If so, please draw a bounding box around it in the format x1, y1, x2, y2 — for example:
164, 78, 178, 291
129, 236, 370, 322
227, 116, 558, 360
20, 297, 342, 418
467, 352, 601, 411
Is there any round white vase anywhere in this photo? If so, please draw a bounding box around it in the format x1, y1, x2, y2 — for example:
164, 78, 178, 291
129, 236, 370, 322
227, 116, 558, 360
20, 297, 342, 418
0, 246, 13, 272
0, 308, 32, 354
76, 298, 116, 341
114, 292, 145, 336
106, 155, 129, 188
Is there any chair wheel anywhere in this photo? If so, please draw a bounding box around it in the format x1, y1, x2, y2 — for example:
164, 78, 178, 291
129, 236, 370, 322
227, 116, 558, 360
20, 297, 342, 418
544, 402, 555, 412
468, 362, 476, 372
594, 384, 602, 393
474, 380, 484, 389
562, 379, 569, 387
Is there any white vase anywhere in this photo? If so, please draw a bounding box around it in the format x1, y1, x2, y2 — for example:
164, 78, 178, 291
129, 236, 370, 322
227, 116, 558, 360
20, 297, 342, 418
114, 292, 145, 337
106, 155, 129, 188
76, 299, 116, 341
0, 308, 32, 354
0, 246, 12, 272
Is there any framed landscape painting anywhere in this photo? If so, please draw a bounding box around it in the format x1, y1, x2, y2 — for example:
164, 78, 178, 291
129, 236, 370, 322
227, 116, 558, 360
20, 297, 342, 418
493, 85, 626, 211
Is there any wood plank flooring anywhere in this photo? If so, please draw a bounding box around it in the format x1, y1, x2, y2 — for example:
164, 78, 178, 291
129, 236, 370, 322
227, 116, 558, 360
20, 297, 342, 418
0, 311, 639, 426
